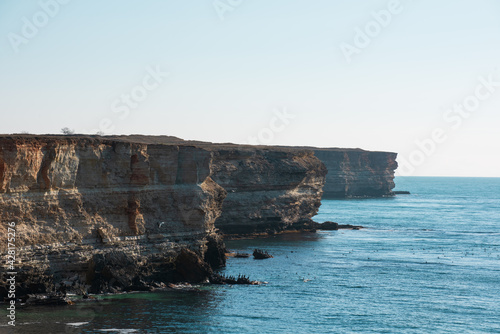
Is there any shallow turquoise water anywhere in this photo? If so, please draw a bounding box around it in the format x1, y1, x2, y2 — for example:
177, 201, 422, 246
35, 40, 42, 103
2, 177, 500, 333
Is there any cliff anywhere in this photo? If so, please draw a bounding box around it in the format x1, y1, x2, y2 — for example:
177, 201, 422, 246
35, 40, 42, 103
313, 149, 398, 198
209, 148, 326, 235
106, 136, 328, 235
0, 135, 326, 298
0, 135, 227, 298
0, 134, 396, 299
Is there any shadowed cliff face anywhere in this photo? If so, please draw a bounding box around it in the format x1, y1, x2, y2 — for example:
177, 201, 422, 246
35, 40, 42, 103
314, 149, 398, 198
0, 137, 226, 297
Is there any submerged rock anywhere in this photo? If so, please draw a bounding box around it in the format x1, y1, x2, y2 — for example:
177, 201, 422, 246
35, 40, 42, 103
313, 221, 364, 230
315, 221, 339, 230
209, 273, 259, 285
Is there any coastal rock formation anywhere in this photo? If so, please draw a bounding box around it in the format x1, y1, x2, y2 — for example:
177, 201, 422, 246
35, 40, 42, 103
0, 134, 397, 298
313, 149, 397, 198
209, 147, 327, 235
0, 136, 227, 298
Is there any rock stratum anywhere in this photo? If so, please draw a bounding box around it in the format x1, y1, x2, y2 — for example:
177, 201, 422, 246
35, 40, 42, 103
0, 135, 397, 299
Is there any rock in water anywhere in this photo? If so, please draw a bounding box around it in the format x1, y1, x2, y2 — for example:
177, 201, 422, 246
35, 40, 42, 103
253, 249, 273, 259
316, 221, 339, 230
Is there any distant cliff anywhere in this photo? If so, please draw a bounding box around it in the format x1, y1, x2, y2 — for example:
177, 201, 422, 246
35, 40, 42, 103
314, 149, 397, 198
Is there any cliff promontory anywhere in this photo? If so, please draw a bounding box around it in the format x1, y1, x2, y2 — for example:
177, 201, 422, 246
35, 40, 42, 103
313, 149, 397, 198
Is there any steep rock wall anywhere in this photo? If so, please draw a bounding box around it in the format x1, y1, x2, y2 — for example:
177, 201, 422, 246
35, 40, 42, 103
313, 149, 397, 198
108, 136, 329, 236
209, 148, 327, 235
0, 136, 226, 297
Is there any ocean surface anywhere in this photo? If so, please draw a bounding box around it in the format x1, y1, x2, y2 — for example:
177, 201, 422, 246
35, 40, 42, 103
2, 177, 500, 333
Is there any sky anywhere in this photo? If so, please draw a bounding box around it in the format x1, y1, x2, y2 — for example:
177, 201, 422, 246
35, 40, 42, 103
1, 0, 499, 177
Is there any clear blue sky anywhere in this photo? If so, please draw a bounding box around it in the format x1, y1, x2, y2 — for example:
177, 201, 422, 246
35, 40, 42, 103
1, 0, 499, 176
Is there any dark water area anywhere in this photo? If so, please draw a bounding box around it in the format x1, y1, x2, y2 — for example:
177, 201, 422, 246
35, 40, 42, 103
2, 177, 500, 333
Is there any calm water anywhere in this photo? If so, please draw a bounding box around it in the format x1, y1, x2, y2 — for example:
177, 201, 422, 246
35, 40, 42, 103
2, 177, 500, 333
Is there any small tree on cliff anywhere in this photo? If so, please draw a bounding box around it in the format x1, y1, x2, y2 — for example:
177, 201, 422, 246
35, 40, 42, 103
61, 127, 74, 135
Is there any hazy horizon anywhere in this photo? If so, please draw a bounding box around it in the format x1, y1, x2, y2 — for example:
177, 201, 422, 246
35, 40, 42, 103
1, 0, 499, 177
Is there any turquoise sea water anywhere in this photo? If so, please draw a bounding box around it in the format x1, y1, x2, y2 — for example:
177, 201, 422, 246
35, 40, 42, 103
2, 177, 500, 333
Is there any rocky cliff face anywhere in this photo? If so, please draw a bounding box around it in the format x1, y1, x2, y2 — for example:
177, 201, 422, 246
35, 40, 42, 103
209, 147, 327, 235
0, 136, 226, 298
109, 136, 328, 236
313, 149, 397, 198
0, 135, 328, 298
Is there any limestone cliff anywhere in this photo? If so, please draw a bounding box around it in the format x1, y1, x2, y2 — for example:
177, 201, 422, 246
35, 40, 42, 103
0, 135, 226, 298
0, 134, 396, 299
313, 149, 397, 198
107, 136, 328, 236
209, 147, 327, 235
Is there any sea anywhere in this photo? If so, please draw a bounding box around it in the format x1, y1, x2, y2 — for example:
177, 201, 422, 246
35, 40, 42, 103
2, 177, 500, 333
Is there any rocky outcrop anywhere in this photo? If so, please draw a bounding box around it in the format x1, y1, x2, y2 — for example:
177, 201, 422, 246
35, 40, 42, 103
313, 149, 397, 198
0, 135, 227, 298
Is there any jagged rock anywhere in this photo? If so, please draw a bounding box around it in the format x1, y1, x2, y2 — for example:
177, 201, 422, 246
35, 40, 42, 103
25, 294, 73, 306
203, 233, 226, 269
210, 273, 256, 285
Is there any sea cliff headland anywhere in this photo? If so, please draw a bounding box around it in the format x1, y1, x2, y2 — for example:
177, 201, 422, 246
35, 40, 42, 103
0, 134, 397, 300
